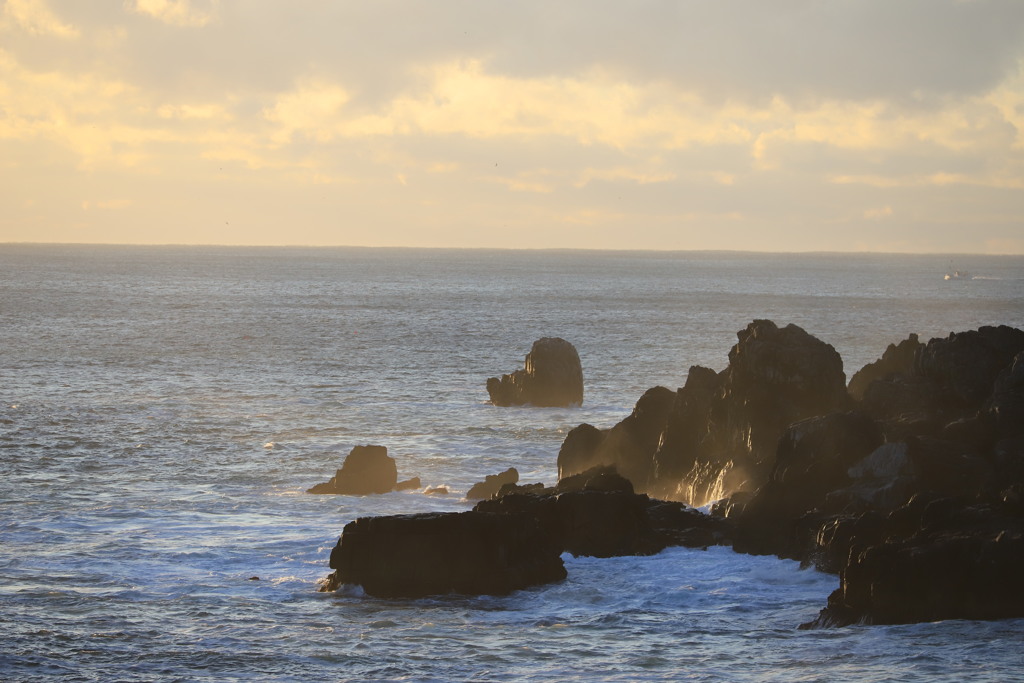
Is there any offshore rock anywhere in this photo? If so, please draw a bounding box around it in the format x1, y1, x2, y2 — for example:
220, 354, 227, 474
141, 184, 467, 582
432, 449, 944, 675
307, 445, 398, 495
320, 511, 566, 597
487, 337, 584, 407
466, 467, 519, 500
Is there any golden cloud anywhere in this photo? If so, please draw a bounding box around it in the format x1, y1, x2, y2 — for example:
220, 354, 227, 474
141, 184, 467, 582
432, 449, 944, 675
128, 0, 219, 28
2, 0, 78, 38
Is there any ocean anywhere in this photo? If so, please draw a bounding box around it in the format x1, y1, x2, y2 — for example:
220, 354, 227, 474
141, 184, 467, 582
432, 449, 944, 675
2, 244, 1023, 682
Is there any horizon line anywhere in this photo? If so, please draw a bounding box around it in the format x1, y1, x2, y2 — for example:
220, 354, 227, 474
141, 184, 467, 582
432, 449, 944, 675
2, 241, 1021, 258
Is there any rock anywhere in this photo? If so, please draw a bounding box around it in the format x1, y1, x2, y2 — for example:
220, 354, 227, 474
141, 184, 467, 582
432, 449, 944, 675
859, 327, 1024, 440
475, 468, 732, 558
424, 485, 449, 495
731, 412, 884, 560
570, 320, 850, 505
496, 482, 550, 498
556, 387, 675, 489
824, 442, 919, 513
556, 423, 606, 480
487, 337, 584, 407
848, 334, 922, 401
811, 512, 884, 574
652, 366, 720, 488
395, 477, 421, 491
307, 445, 398, 495
695, 320, 850, 498
466, 468, 519, 500
320, 511, 567, 597
804, 503, 1024, 626
916, 326, 1024, 415
555, 465, 634, 494
987, 351, 1024, 440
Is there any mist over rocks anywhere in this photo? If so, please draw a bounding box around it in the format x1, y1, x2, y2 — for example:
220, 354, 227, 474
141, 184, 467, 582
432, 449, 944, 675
487, 337, 584, 407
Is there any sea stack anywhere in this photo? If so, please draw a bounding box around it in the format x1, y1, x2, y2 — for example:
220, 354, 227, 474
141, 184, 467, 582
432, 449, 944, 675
487, 337, 584, 407
307, 445, 399, 495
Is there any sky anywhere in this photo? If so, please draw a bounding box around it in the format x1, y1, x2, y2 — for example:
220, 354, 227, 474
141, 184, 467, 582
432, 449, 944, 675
2, 0, 1024, 253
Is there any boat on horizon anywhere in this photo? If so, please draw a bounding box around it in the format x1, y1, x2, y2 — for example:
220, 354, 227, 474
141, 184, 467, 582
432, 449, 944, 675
944, 263, 972, 280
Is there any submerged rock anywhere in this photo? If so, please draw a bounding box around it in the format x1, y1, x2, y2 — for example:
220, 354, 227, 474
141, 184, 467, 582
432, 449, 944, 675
487, 337, 584, 407
307, 445, 399, 495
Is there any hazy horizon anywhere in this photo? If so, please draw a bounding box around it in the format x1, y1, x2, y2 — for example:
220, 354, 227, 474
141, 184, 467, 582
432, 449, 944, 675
3, 1, 1024, 254
7, 240, 1023, 260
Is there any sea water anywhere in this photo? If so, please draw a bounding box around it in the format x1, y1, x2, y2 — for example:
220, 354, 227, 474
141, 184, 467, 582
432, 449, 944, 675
1, 244, 1023, 682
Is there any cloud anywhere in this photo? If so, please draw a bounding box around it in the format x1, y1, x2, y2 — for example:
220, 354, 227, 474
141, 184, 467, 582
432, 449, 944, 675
2, 0, 78, 37
263, 80, 351, 144
3, 1, 1024, 251
128, 0, 219, 28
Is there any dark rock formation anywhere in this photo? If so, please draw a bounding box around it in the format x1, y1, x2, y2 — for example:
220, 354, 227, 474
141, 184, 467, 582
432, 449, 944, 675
320, 511, 567, 597
804, 500, 1024, 626
466, 468, 519, 500
555, 464, 633, 494
652, 365, 719, 486
307, 445, 399, 495
986, 351, 1024, 440
556, 423, 606, 480
319, 463, 730, 594
475, 466, 731, 558
487, 337, 584, 407
318, 324, 1024, 627
847, 334, 921, 401
556, 386, 675, 488
859, 326, 1024, 441
685, 320, 849, 501
717, 325, 1024, 626
558, 320, 849, 505
730, 412, 884, 559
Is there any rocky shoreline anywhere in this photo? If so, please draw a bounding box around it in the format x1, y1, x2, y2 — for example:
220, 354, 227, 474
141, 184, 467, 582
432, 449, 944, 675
318, 321, 1024, 627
